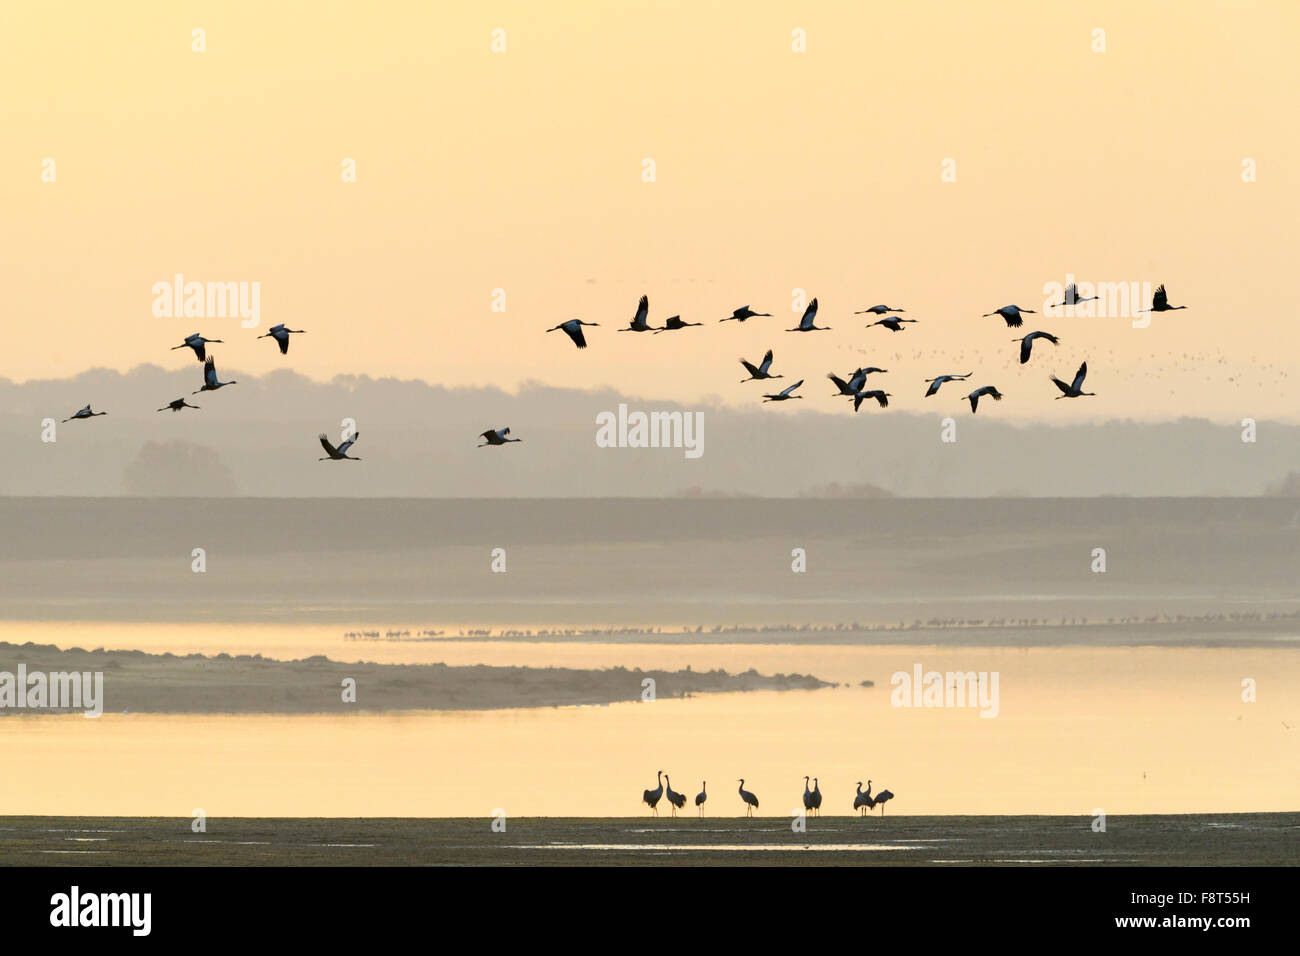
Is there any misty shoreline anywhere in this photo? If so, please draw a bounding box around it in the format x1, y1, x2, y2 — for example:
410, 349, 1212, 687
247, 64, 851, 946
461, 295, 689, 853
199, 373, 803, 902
0, 641, 831, 716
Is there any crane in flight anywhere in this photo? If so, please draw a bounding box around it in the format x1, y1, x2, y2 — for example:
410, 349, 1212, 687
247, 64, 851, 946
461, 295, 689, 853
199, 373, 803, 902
193, 357, 237, 394
721, 305, 772, 323
62, 404, 107, 423
967, 385, 1004, 413
740, 350, 782, 382
1013, 330, 1059, 364
546, 318, 599, 349
923, 373, 972, 397
620, 295, 659, 332
762, 380, 804, 402
1051, 283, 1097, 308
854, 304, 905, 315
1051, 361, 1096, 399
478, 427, 522, 446
258, 324, 306, 355
787, 298, 829, 332
170, 332, 222, 362
655, 315, 702, 333
318, 432, 361, 460
983, 304, 1035, 328
853, 389, 891, 411
1137, 284, 1187, 313
157, 398, 200, 413
867, 317, 917, 332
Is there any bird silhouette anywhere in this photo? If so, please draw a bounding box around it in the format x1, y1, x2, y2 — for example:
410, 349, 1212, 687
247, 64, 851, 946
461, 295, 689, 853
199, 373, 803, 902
762, 380, 804, 402
62, 404, 107, 423
1051, 361, 1096, 399
867, 317, 917, 332
983, 305, 1035, 328
787, 299, 829, 331
258, 324, 305, 355
853, 389, 891, 410
193, 356, 237, 394
170, 333, 222, 362
1137, 284, 1187, 313
695, 781, 708, 817
478, 427, 521, 446
967, 385, 1004, 413
738, 779, 759, 816
655, 315, 702, 333
643, 770, 664, 815
721, 305, 771, 323
1013, 331, 1059, 364
157, 398, 199, 413
740, 350, 782, 382
664, 775, 687, 816
318, 432, 361, 461
546, 318, 599, 349
619, 295, 659, 332
924, 373, 972, 397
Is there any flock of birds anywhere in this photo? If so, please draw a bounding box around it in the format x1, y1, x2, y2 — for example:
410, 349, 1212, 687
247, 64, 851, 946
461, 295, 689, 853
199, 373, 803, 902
642, 771, 895, 818
57, 322, 525, 459
59, 282, 1189, 452
548, 284, 1189, 413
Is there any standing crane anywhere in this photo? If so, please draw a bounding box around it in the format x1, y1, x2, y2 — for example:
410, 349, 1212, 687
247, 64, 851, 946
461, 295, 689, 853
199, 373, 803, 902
983, 304, 1036, 328
810, 778, 822, 817
787, 299, 829, 332
738, 779, 759, 817
803, 776, 815, 814
1013, 330, 1060, 364
643, 770, 664, 815
873, 787, 895, 815
546, 318, 600, 349
1050, 361, 1096, 399
695, 781, 707, 817
664, 775, 687, 816
258, 324, 305, 354
854, 781, 875, 815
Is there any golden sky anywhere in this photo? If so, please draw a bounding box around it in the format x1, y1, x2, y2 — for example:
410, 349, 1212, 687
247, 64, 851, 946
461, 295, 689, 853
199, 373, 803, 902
3, 1, 1297, 422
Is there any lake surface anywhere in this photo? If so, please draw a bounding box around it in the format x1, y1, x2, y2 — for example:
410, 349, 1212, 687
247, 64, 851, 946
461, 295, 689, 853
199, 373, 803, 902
2, 623, 1297, 817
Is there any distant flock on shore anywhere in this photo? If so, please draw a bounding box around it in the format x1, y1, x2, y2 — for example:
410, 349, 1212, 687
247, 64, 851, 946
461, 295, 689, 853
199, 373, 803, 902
643, 771, 896, 818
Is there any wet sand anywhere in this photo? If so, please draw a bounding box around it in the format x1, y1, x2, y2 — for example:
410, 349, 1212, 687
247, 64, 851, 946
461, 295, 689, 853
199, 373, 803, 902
0, 641, 829, 714
2, 814, 1294, 866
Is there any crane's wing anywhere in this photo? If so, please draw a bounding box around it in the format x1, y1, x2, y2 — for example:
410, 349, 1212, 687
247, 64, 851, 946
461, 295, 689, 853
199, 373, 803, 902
1064, 283, 1078, 304
277, 333, 290, 354
1071, 362, 1088, 392
1152, 284, 1168, 309
203, 358, 217, 387
565, 323, 587, 348
740, 358, 760, 378
873, 391, 890, 408
758, 349, 774, 374
925, 378, 943, 397
338, 433, 359, 455
782, 379, 803, 396
634, 295, 648, 326
1050, 376, 1071, 395
827, 373, 850, 393
1019, 338, 1032, 364
319, 434, 339, 457
847, 370, 867, 392
802, 298, 818, 326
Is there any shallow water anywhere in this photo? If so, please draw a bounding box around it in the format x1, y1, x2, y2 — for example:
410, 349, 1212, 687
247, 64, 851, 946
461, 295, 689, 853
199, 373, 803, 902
1, 623, 1297, 817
